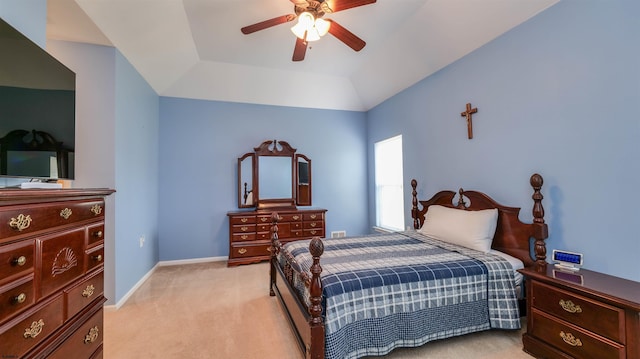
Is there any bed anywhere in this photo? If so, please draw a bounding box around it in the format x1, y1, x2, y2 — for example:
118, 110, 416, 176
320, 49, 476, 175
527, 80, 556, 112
268, 174, 549, 359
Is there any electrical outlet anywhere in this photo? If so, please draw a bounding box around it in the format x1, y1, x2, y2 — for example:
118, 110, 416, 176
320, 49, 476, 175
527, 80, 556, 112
139, 236, 145, 248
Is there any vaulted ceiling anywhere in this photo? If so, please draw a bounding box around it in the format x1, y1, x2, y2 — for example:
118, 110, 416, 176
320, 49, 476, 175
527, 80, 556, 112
46, 0, 559, 111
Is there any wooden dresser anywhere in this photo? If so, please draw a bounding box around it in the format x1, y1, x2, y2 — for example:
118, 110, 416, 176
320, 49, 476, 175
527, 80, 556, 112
0, 188, 114, 359
519, 265, 640, 359
227, 208, 326, 266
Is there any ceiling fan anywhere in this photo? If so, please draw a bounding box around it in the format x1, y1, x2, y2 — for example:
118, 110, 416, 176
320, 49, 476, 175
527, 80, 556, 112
241, 0, 376, 62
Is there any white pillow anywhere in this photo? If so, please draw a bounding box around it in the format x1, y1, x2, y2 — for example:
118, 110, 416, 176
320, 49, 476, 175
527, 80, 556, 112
417, 205, 498, 253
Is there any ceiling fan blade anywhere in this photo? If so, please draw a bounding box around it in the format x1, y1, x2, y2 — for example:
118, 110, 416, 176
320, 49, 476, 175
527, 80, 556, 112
326, 0, 376, 13
326, 19, 366, 51
241, 14, 296, 34
292, 37, 307, 61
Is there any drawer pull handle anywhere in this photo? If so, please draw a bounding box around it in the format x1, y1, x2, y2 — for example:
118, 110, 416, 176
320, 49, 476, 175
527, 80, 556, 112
241, 218, 248, 223
93, 230, 103, 238
310, 214, 317, 219
82, 284, 95, 298
241, 235, 248, 240
12, 255, 27, 266
559, 299, 582, 313
91, 204, 103, 215
261, 217, 268, 222
560, 331, 583, 347
23, 319, 44, 339
92, 254, 103, 262
9, 214, 32, 231
310, 230, 317, 235
60, 208, 73, 219
266, 247, 272, 252
13, 293, 27, 304
310, 222, 317, 227
84, 326, 100, 344
240, 226, 249, 232
293, 215, 300, 220
238, 248, 247, 255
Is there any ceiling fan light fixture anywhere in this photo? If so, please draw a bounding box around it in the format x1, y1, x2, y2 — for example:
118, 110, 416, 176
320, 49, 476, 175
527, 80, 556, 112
291, 12, 327, 42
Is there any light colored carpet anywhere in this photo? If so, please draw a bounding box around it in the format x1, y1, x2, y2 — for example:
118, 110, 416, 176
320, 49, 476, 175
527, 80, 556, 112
104, 262, 533, 359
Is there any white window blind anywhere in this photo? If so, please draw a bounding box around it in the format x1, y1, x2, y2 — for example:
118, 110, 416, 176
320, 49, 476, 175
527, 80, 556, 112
374, 135, 404, 231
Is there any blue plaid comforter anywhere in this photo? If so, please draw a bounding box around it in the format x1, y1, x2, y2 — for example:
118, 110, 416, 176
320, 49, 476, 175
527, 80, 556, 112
278, 231, 521, 359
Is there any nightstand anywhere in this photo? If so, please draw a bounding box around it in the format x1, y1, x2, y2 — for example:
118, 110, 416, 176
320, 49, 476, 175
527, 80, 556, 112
518, 265, 640, 359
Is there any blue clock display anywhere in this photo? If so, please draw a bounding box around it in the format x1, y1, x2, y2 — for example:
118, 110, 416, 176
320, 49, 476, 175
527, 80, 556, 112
552, 249, 583, 270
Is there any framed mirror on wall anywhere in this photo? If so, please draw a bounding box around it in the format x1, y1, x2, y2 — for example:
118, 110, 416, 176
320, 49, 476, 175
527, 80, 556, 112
236, 140, 312, 209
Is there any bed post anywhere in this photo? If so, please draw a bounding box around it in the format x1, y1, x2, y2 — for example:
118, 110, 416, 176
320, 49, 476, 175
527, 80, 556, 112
411, 179, 419, 229
308, 237, 325, 359
269, 212, 279, 296
530, 173, 548, 267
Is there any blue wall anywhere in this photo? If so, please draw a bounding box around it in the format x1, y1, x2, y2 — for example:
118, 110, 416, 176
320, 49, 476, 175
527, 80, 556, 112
158, 98, 368, 261
367, 0, 639, 282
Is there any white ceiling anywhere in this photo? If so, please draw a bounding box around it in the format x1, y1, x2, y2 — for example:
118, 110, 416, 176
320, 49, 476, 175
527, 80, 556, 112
46, 0, 559, 111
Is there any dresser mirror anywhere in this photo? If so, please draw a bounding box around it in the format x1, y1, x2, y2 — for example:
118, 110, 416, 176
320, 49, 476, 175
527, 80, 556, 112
237, 140, 311, 209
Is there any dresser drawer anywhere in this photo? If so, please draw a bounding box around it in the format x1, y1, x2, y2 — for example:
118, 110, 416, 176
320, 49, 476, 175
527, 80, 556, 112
531, 281, 625, 343
230, 243, 272, 259
303, 228, 324, 238
303, 221, 323, 230
279, 213, 303, 222
0, 239, 34, 283
530, 309, 625, 359
49, 307, 104, 359
232, 232, 256, 242
38, 228, 86, 299
0, 275, 35, 323
65, 271, 104, 321
230, 216, 256, 225
0, 294, 64, 358
0, 200, 105, 241
86, 223, 105, 248
303, 212, 323, 221
231, 224, 256, 234
85, 245, 104, 273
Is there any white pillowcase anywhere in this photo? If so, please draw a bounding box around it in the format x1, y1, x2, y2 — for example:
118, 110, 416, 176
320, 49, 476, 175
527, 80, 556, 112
417, 205, 499, 253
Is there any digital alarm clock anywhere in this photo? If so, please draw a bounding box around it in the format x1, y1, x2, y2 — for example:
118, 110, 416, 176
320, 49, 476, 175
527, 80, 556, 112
552, 249, 583, 271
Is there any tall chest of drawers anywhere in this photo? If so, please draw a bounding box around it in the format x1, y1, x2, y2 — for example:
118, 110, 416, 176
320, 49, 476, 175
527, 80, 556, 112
0, 188, 114, 359
519, 265, 640, 359
227, 208, 326, 266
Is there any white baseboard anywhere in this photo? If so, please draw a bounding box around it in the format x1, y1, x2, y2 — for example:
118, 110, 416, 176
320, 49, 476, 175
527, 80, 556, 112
157, 256, 227, 267
104, 256, 228, 311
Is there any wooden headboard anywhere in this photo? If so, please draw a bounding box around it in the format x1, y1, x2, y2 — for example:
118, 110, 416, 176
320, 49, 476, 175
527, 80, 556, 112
410, 173, 548, 267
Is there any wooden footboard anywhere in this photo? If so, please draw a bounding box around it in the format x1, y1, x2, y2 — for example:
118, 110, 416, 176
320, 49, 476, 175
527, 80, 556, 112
270, 213, 325, 359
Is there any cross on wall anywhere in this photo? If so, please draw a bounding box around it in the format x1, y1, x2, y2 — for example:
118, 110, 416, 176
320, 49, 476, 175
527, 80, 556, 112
460, 103, 478, 139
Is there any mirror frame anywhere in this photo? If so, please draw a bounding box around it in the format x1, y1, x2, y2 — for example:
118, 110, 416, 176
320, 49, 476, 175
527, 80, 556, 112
237, 152, 255, 208
237, 140, 312, 209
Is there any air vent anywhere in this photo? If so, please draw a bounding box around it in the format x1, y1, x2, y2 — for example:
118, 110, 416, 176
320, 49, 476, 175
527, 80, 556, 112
331, 231, 346, 238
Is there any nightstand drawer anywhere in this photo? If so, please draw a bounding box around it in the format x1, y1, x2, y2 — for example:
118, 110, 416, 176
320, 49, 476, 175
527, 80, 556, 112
0, 276, 35, 323
531, 281, 625, 343
530, 309, 625, 359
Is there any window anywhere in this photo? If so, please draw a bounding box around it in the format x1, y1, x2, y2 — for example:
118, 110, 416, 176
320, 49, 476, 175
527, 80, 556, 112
374, 135, 404, 231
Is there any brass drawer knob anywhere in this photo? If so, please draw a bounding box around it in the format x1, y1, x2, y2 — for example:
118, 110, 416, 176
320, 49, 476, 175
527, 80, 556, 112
238, 248, 247, 255
12, 255, 27, 266
93, 230, 103, 238
266, 247, 272, 252
60, 208, 73, 219
82, 284, 95, 298
560, 331, 582, 347
23, 319, 44, 339
91, 204, 103, 215
559, 299, 582, 313
84, 326, 100, 344
9, 214, 32, 231
92, 254, 103, 262
13, 293, 27, 304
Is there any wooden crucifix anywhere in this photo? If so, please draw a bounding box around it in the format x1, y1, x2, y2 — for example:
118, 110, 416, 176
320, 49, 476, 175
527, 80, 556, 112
460, 103, 478, 139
